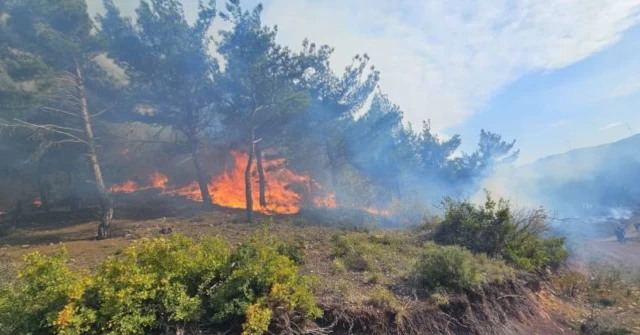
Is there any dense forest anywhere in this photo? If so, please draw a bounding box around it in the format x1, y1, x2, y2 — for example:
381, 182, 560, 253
0, 0, 519, 238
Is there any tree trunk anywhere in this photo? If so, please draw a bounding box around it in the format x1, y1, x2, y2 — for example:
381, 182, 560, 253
37, 175, 50, 213
188, 136, 213, 208
66, 170, 81, 212
12, 200, 23, 223
256, 146, 267, 208
245, 127, 255, 223
37, 163, 50, 212
74, 61, 113, 240
325, 139, 340, 205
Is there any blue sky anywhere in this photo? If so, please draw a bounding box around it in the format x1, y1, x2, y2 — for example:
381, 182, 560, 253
89, 0, 640, 164
451, 25, 640, 164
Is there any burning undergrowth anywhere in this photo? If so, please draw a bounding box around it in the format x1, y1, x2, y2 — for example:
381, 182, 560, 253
108, 150, 394, 220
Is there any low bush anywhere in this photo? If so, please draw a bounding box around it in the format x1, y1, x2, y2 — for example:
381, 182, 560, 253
417, 242, 482, 291
0, 249, 83, 335
416, 242, 513, 291
433, 194, 569, 271
330, 259, 347, 275
553, 271, 588, 298
0, 233, 320, 335
367, 287, 400, 311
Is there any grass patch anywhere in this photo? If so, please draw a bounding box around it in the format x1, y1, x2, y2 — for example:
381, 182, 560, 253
330, 231, 421, 284
367, 287, 400, 311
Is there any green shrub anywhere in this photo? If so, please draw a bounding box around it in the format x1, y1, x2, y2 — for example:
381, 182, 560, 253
276, 239, 306, 266
429, 290, 451, 307
417, 242, 482, 291
0, 249, 83, 335
367, 287, 399, 311
207, 234, 321, 330
330, 259, 346, 275
505, 236, 570, 272
332, 234, 355, 258
0, 233, 320, 335
434, 194, 569, 271
474, 253, 515, 283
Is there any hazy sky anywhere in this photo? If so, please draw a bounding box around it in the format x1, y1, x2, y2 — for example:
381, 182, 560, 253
88, 0, 640, 164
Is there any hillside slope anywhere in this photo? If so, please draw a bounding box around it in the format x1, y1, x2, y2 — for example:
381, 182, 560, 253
517, 134, 640, 216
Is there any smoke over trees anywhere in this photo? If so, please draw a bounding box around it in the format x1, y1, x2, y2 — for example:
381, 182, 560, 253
0, 0, 519, 231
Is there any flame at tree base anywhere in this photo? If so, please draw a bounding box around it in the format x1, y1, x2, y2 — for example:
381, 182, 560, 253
166, 151, 307, 214
109, 151, 392, 217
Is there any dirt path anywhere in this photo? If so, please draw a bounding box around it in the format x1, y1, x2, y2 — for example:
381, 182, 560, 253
579, 231, 640, 269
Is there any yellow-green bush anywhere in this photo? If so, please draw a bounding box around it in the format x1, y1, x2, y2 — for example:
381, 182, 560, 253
417, 242, 483, 291
367, 287, 400, 311
0, 233, 320, 335
416, 242, 513, 292
0, 249, 84, 335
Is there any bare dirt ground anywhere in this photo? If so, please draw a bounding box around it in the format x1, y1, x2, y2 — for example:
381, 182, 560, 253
580, 230, 640, 269
570, 228, 640, 334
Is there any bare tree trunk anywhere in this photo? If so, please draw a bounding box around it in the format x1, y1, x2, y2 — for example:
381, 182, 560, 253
74, 61, 113, 240
188, 135, 213, 208
37, 162, 50, 212
256, 146, 267, 208
306, 174, 315, 208
245, 126, 255, 223
37, 175, 50, 213
66, 169, 81, 212
12, 200, 23, 223
325, 139, 340, 205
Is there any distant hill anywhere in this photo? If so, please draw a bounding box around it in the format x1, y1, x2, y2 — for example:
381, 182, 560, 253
511, 134, 640, 218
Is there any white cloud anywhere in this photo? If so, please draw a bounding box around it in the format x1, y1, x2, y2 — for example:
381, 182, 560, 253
599, 122, 623, 131
260, 0, 640, 131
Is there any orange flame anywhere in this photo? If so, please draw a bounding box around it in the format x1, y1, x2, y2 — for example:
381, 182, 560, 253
364, 207, 393, 217
110, 171, 168, 193
150, 171, 168, 189
168, 151, 308, 214
109, 180, 138, 193
33, 197, 42, 207
109, 151, 393, 217
313, 192, 337, 208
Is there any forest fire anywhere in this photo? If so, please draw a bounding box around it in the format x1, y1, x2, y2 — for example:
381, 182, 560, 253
166, 151, 308, 214
149, 171, 168, 189
109, 172, 168, 193
109, 180, 138, 193
313, 192, 337, 208
109, 151, 392, 216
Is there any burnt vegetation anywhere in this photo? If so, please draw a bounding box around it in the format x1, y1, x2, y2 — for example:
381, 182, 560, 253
1, 0, 630, 334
